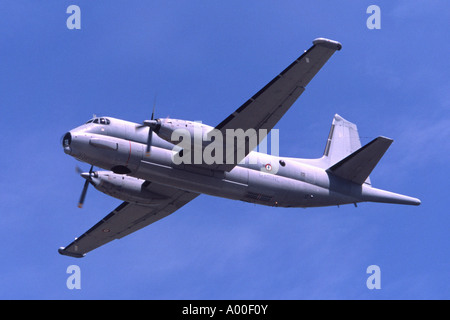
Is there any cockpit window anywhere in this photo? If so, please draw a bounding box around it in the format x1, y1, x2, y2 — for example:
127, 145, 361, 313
85, 117, 110, 125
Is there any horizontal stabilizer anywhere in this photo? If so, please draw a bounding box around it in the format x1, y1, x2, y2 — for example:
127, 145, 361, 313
327, 136, 393, 185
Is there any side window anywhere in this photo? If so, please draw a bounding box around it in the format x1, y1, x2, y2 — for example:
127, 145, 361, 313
105, 118, 110, 125
100, 118, 106, 125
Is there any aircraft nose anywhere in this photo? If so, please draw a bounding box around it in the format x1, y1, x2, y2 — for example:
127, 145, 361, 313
62, 132, 72, 154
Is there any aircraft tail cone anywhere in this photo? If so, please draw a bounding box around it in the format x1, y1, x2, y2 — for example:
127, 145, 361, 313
361, 187, 421, 206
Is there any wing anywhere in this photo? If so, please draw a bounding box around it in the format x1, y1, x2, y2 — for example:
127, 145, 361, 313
58, 183, 199, 258
210, 38, 342, 171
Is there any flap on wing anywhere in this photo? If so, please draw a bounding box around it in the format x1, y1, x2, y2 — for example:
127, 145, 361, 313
327, 136, 393, 185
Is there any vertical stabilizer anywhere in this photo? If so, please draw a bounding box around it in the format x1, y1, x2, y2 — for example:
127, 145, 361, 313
323, 114, 371, 185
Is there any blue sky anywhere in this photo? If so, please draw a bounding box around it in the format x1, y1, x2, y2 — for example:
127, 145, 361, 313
0, 0, 448, 299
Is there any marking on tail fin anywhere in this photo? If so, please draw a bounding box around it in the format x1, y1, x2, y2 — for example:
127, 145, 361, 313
323, 124, 335, 157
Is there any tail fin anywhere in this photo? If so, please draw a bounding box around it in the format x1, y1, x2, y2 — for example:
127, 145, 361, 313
323, 114, 363, 162
327, 136, 393, 185
323, 114, 362, 159
301, 115, 390, 186
323, 114, 373, 185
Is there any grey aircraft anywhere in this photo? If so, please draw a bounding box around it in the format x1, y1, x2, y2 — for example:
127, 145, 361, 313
59, 38, 420, 258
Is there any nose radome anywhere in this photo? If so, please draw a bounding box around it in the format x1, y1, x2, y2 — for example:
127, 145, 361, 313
62, 132, 72, 154
62, 132, 71, 147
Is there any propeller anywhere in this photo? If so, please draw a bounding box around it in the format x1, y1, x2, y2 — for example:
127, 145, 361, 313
136, 97, 160, 155
76, 165, 94, 208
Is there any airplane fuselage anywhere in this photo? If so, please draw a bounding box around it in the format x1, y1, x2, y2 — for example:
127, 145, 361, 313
63, 117, 413, 209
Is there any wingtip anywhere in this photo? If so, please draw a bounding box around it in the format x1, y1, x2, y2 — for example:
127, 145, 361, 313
313, 38, 342, 51
58, 247, 85, 258
377, 136, 394, 144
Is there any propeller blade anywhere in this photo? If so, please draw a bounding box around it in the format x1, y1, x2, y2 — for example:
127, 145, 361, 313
78, 179, 89, 208
146, 129, 152, 155
151, 94, 157, 120
137, 98, 158, 153
135, 120, 158, 130
77, 165, 94, 208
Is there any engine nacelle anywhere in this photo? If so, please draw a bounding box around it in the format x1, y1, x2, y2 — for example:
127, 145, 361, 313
90, 171, 167, 206
152, 118, 214, 146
